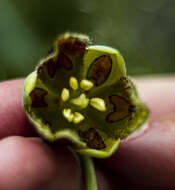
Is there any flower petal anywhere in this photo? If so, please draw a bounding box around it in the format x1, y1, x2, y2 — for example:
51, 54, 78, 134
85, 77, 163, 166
36, 33, 90, 95
72, 118, 120, 158
23, 72, 86, 147
80, 45, 126, 88
85, 77, 149, 139
76, 138, 120, 158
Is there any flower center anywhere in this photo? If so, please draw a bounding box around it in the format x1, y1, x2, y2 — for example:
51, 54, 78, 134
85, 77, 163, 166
60, 76, 106, 124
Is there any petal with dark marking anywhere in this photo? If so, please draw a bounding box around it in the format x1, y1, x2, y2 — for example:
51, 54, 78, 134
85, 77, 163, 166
79, 128, 106, 150
58, 37, 86, 57
29, 88, 48, 108
87, 55, 112, 86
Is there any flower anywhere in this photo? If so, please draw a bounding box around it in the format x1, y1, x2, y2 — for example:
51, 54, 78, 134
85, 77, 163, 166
23, 33, 148, 158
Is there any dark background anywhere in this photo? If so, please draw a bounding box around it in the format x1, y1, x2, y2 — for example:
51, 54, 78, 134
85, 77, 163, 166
0, 0, 174, 81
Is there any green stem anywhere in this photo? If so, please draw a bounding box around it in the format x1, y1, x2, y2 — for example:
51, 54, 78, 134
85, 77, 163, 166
80, 155, 98, 190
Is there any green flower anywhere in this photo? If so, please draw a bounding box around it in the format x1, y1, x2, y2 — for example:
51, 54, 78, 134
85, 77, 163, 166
23, 33, 148, 158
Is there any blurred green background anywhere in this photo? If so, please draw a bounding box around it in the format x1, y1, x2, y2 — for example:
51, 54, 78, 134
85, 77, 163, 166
0, 0, 174, 81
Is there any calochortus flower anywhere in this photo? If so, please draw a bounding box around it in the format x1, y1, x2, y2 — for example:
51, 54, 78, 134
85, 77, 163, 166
23, 33, 148, 158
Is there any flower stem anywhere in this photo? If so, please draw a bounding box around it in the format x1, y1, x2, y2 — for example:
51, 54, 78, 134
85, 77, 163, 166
80, 155, 98, 190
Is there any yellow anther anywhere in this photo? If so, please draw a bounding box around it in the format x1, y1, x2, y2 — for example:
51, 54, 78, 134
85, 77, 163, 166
73, 112, 85, 124
90, 98, 106, 112
71, 94, 89, 109
80, 79, 94, 91
62, 108, 74, 122
69, 77, 78, 90
61, 88, 70, 102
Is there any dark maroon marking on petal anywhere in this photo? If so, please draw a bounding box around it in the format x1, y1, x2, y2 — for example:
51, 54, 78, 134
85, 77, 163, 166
37, 54, 72, 78
56, 52, 73, 70
79, 128, 106, 150
29, 88, 48, 108
87, 55, 112, 86
106, 95, 131, 123
37, 58, 58, 78
58, 37, 86, 56
46, 58, 58, 78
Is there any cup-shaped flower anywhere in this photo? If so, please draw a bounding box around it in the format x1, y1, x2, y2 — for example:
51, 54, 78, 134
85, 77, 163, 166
23, 33, 148, 158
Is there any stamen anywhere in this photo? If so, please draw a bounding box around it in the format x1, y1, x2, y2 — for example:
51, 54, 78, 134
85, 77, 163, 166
69, 77, 78, 90
62, 108, 74, 122
80, 79, 94, 91
90, 98, 106, 112
73, 112, 85, 124
71, 94, 89, 109
61, 88, 70, 102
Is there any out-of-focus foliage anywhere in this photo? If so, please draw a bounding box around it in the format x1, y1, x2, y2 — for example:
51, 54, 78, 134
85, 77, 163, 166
0, 0, 174, 81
